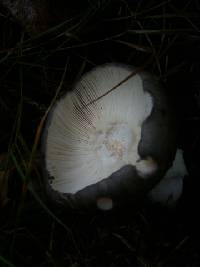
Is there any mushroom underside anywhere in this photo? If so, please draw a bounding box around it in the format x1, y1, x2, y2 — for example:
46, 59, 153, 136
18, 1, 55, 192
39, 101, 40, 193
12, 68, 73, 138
43, 63, 180, 209
45, 64, 153, 194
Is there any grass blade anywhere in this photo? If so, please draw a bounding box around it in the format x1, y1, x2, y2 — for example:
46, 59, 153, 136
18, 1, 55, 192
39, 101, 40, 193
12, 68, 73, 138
0, 255, 16, 267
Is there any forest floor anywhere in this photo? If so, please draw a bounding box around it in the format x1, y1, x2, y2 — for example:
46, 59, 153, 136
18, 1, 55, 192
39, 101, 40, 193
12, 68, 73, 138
0, 1, 200, 266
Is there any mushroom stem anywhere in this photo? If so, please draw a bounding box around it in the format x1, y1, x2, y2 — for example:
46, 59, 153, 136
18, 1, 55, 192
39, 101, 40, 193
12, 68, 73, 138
149, 149, 188, 205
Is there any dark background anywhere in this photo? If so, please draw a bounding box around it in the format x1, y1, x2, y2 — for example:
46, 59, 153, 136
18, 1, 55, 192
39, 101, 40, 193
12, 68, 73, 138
0, 0, 200, 266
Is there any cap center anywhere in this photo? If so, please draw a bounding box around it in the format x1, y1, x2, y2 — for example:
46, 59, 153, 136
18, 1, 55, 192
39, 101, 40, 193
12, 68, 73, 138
94, 122, 136, 164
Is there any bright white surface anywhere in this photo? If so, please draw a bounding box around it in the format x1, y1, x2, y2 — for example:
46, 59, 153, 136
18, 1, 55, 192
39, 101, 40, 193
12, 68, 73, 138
45, 64, 153, 193
149, 149, 188, 205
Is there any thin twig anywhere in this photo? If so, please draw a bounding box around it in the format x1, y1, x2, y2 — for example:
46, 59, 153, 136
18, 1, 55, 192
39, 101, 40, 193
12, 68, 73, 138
85, 56, 153, 107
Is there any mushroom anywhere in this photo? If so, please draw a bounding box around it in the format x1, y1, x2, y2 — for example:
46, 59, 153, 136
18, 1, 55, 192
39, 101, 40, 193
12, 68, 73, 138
148, 149, 188, 206
42, 63, 181, 210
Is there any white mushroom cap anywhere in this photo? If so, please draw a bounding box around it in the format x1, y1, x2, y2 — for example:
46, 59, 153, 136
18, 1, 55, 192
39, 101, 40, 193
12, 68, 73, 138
42, 63, 180, 210
44, 64, 153, 194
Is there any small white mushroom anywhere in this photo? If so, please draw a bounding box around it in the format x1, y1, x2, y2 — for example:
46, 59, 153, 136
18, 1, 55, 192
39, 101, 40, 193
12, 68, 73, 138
97, 197, 113, 211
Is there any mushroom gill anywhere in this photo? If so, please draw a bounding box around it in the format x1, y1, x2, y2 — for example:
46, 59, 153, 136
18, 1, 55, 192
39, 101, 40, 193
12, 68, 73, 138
44, 64, 153, 194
